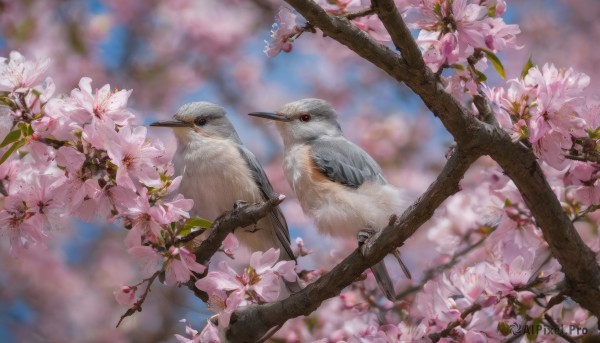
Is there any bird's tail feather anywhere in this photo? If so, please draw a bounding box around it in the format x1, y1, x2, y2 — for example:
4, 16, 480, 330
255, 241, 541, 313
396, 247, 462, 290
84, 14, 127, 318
371, 260, 396, 301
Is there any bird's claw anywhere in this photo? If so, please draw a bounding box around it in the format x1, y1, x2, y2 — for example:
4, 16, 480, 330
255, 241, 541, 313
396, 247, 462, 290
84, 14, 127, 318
234, 200, 248, 210
357, 229, 375, 246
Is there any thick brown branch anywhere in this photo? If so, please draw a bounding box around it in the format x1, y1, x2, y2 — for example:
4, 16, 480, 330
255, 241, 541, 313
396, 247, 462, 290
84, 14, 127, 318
191, 196, 284, 264
284, 0, 600, 318
473, 92, 499, 126
488, 140, 600, 313
225, 148, 478, 342
371, 0, 424, 68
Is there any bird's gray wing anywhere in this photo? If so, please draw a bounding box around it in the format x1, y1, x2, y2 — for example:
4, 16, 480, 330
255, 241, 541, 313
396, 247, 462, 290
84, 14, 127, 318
309, 138, 387, 188
237, 145, 296, 261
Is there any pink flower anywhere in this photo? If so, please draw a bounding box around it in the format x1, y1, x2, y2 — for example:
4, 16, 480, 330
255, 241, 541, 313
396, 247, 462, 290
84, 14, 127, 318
417, 31, 459, 72
250, 248, 298, 284
526, 64, 588, 143
164, 247, 206, 286
55, 146, 86, 171
114, 285, 136, 306
413, 0, 519, 72
161, 194, 194, 223
0, 202, 45, 256
196, 320, 220, 343
113, 187, 166, 247
174, 319, 202, 343
486, 245, 537, 296
103, 125, 162, 191
484, 17, 520, 51
264, 7, 301, 57
196, 248, 296, 304
70, 77, 134, 126
23, 174, 67, 232
0, 51, 50, 91
352, 14, 391, 42
195, 260, 246, 297
398, 322, 428, 341
222, 233, 239, 258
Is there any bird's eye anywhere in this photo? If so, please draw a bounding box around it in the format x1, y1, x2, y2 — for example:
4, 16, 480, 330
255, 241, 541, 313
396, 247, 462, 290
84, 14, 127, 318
195, 118, 207, 126
299, 114, 311, 122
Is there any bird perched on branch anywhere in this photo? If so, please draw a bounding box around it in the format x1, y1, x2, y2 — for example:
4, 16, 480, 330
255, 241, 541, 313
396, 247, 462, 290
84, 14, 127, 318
150, 102, 300, 292
249, 98, 410, 301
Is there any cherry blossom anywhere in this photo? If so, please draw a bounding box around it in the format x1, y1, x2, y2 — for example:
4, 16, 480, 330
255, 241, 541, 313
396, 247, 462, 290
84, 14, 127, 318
265, 7, 302, 57
114, 286, 137, 306
2, 3, 600, 341
164, 247, 206, 286
0, 51, 50, 91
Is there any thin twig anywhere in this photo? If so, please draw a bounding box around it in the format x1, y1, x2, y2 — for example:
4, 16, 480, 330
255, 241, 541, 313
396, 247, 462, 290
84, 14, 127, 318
345, 7, 375, 20
116, 271, 160, 327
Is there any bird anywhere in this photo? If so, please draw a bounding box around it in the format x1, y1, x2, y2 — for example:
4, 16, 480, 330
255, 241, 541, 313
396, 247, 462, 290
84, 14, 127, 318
248, 98, 410, 301
150, 102, 300, 292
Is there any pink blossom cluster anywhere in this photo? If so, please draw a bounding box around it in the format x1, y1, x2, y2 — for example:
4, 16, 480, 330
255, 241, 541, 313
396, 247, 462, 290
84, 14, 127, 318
266, 1, 396, 57
265, 7, 305, 57
316, 0, 394, 41
411, 0, 520, 73
485, 63, 600, 209
271, 166, 596, 341
265, 0, 520, 89
195, 248, 297, 335
0, 51, 205, 296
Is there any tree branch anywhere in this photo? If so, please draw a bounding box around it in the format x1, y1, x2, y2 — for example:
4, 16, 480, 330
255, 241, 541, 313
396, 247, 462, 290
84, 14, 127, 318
225, 148, 479, 342
190, 196, 284, 264
345, 7, 375, 21
371, 0, 424, 68
184, 196, 285, 301
284, 0, 600, 318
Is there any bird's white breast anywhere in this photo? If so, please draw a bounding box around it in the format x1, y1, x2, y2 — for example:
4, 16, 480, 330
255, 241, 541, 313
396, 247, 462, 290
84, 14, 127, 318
283, 144, 406, 237
174, 136, 261, 220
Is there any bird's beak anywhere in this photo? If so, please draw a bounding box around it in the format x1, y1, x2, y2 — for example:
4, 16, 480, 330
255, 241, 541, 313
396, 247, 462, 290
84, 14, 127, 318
149, 119, 191, 127
248, 112, 291, 122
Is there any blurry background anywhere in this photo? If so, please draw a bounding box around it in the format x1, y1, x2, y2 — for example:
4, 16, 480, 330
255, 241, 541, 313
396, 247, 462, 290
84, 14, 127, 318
0, 0, 598, 341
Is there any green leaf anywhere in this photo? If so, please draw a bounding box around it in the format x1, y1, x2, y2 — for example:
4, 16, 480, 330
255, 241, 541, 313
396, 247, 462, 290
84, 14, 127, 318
0, 129, 22, 148
497, 322, 511, 336
482, 48, 506, 79
488, 4, 496, 17
0, 138, 26, 164
178, 217, 213, 236
520, 55, 535, 80
17, 122, 33, 137
526, 318, 541, 341
449, 63, 465, 71
473, 68, 488, 82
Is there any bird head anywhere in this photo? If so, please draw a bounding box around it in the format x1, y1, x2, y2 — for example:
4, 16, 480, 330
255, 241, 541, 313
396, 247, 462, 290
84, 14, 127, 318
249, 98, 343, 146
150, 102, 240, 144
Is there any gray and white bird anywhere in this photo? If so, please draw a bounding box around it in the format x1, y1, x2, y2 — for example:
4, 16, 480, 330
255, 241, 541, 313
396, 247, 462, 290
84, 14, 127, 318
150, 102, 299, 292
249, 98, 410, 301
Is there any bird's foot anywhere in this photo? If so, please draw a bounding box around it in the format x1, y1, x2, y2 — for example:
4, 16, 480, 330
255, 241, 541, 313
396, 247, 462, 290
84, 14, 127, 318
233, 200, 248, 210
357, 229, 377, 256
357, 229, 376, 246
